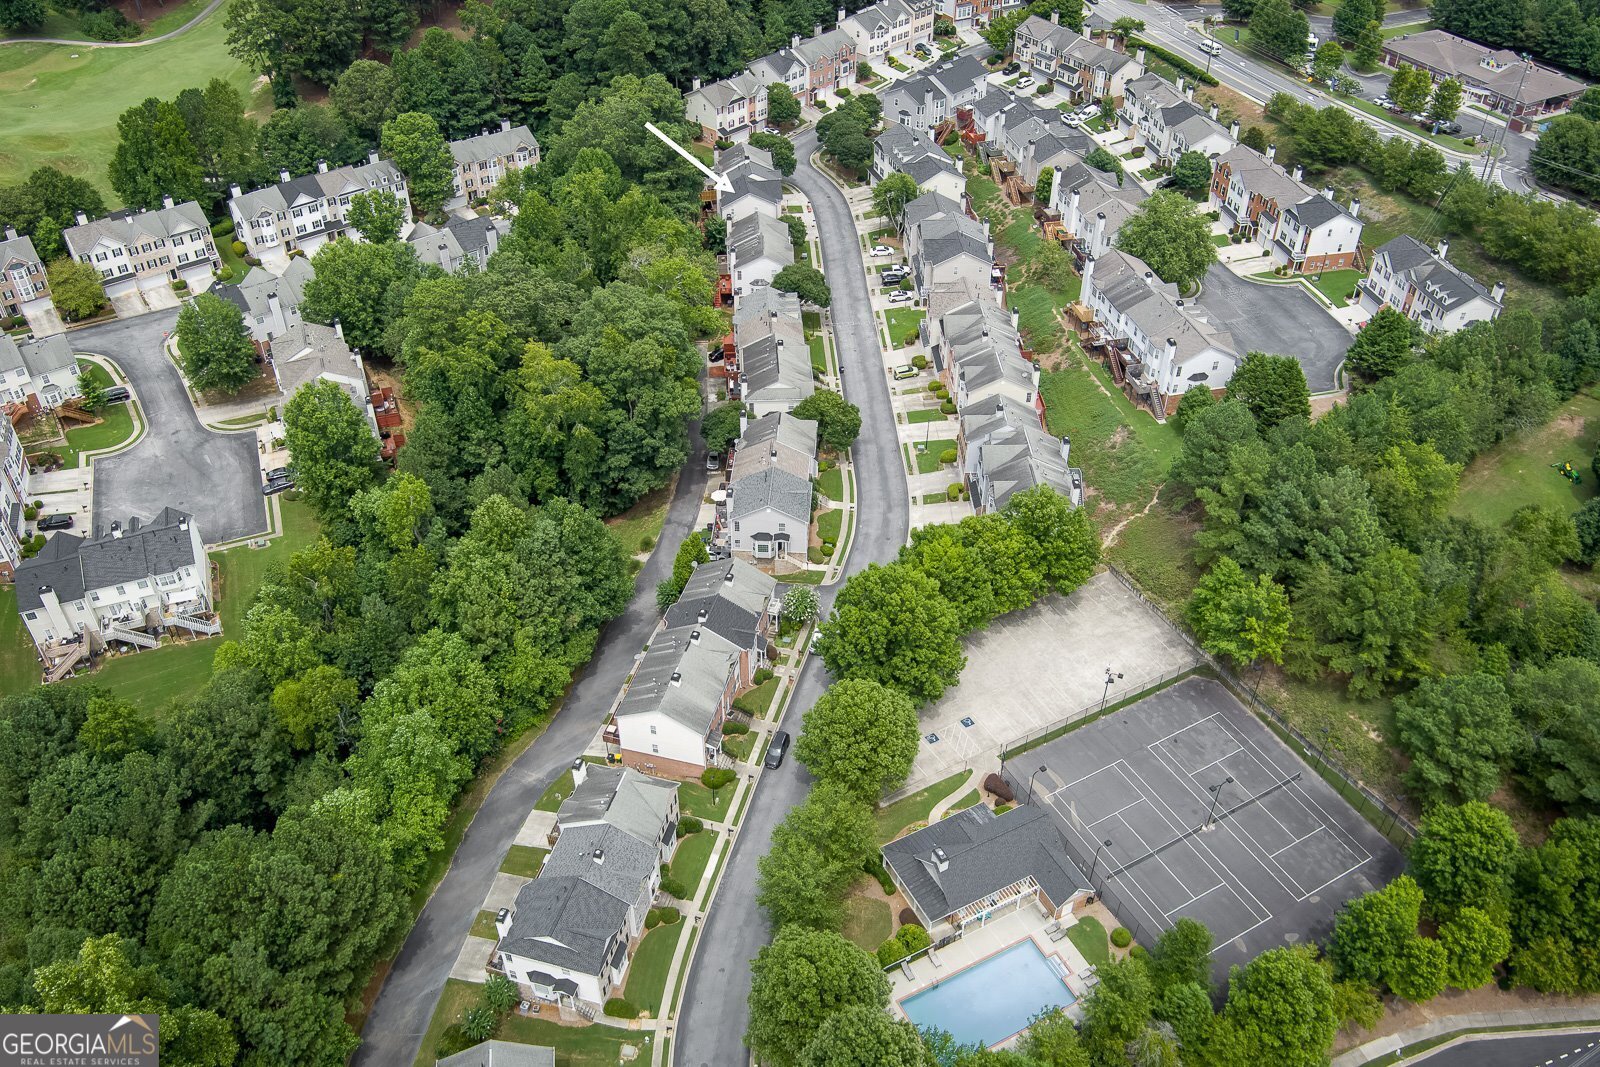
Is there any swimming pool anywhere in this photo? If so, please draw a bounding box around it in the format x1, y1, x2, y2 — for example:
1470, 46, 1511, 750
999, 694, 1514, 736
898, 938, 1077, 1049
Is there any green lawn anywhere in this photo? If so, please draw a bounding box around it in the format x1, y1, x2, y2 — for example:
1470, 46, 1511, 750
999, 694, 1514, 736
875, 770, 969, 844
668, 829, 718, 891
535, 768, 575, 812
721, 730, 757, 761
1451, 389, 1600, 527
1039, 359, 1183, 508
414, 978, 645, 1067
606, 483, 672, 557
816, 507, 843, 542
818, 466, 844, 501
500, 845, 548, 878
5, 0, 214, 42
1381, 18, 1433, 37
679, 779, 736, 822
906, 408, 947, 424
913, 438, 957, 475
470, 910, 500, 940
884, 307, 925, 347
54, 364, 138, 468
733, 675, 779, 716
1107, 502, 1202, 614
1304, 268, 1364, 308
949, 788, 982, 812
0, 587, 40, 692
623, 921, 685, 1016
841, 889, 892, 951
0, 0, 259, 196
1212, 233, 1232, 247
1066, 915, 1111, 967
809, 333, 827, 375
216, 496, 319, 633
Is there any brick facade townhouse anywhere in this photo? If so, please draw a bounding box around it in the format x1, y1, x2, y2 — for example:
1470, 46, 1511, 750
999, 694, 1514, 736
1013, 14, 1143, 104
0, 228, 49, 322
447, 120, 540, 203
1209, 145, 1364, 273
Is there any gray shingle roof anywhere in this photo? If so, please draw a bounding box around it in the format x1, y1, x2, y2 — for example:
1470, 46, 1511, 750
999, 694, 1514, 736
729, 212, 794, 271
902, 191, 966, 232
1383, 29, 1583, 104
0, 230, 42, 271
215, 256, 315, 324
15, 507, 198, 612
616, 625, 740, 735
0, 333, 75, 379
729, 466, 812, 526
663, 558, 777, 649
1089, 248, 1237, 362
269, 321, 368, 417
975, 419, 1083, 509
730, 411, 818, 484
1374, 235, 1496, 307
1212, 144, 1313, 210
228, 159, 405, 220
883, 806, 1091, 923
558, 765, 678, 850
447, 124, 539, 166
406, 215, 501, 271
499, 875, 631, 976
1285, 193, 1350, 230
63, 201, 208, 259
436, 1040, 555, 1067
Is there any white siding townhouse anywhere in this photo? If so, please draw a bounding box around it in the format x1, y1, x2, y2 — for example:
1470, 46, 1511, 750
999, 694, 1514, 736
1051, 161, 1145, 264
0, 227, 51, 326
969, 414, 1084, 512
726, 412, 817, 564
716, 145, 785, 224
872, 122, 967, 203
269, 321, 380, 439
493, 763, 678, 1009
878, 54, 992, 136
406, 215, 503, 274
1358, 236, 1504, 335
15, 508, 216, 682
904, 195, 993, 299
215, 256, 314, 345
1080, 247, 1240, 417
662, 556, 780, 668
228, 155, 410, 259
1119, 74, 1234, 166
447, 121, 540, 204
63, 197, 220, 300
1013, 14, 1144, 104
733, 287, 813, 416
841, 0, 935, 61
728, 211, 794, 291
0, 418, 27, 579
939, 297, 1038, 411
0, 333, 79, 411
614, 624, 746, 778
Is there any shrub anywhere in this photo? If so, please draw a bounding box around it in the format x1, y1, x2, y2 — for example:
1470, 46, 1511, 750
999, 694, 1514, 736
677, 814, 704, 834
946, 484, 961, 501
938, 448, 957, 465
659, 906, 682, 925
23, 505, 37, 521
244, 255, 261, 267
646, 908, 663, 929
900, 907, 920, 927
940, 400, 956, 414
753, 667, 775, 685
701, 767, 736, 791
659, 876, 690, 899
822, 540, 836, 554
1111, 926, 1133, 948
897, 923, 930, 955
81, 9, 138, 40
172, 278, 187, 292
863, 855, 896, 895
231, 240, 247, 257
215, 265, 235, 283
984, 773, 1014, 802
877, 937, 909, 967
1035, 85, 1051, 96
808, 546, 826, 563
722, 722, 750, 739
604, 998, 641, 1019
926, 380, 942, 394
912, 354, 927, 369
212, 219, 235, 237
994, 802, 1012, 813
819, 458, 836, 471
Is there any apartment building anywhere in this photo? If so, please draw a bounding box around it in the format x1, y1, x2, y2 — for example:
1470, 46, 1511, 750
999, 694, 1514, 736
1358, 236, 1504, 335
970, 416, 1084, 512
728, 212, 794, 290
614, 625, 746, 777
406, 215, 502, 273
216, 256, 313, 345
878, 53, 992, 136
269, 320, 380, 439
448, 120, 540, 203
228, 154, 410, 259
0, 333, 79, 411
1120, 74, 1234, 165
734, 291, 813, 416
841, 0, 935, 61
0, 228, 50, 322
63, 197, 219, 299
1209, 145, 1364, 273
872, 122, 966, 202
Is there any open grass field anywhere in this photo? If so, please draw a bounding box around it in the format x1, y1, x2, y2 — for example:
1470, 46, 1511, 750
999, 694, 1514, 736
0, 0, 258, 197
1107, 501, 1202, 614
841, 886, 892, 951
1039, 356, 1182, 511
414, 979, 645, 1067
1066, 914, 1110, 967
1451, 390, 1600, 528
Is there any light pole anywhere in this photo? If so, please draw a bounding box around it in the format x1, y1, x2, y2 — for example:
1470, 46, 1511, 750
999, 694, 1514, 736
1205, 776, 1234, 828
1087, 837, 1114, 881
1100, 667, 1124, 711
1028, 764, 1048, 803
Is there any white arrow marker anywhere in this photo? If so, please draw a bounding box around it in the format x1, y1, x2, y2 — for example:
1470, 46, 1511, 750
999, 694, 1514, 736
646, 121, 736, 193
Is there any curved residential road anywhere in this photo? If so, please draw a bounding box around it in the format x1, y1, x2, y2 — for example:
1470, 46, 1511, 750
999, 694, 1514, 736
673, 126, 910, 1067
0, 0, 225, 47
352, 419, 711, 1067
1401, 1029, 1600, 1067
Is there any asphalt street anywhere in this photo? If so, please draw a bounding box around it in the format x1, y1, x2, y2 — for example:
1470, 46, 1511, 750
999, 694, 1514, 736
352, 405, 712, 1067
1195, 264, 1353, 392
672, 126, 910, 1067
72, 311, 267, 543
1406, 1030, 1600, 1067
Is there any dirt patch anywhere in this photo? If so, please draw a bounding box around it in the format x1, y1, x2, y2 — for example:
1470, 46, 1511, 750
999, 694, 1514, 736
198, 363, 277, 409
1197, 84, 1267, 130
1331, 985, 1600, 1054
1106, 424, 1131, 450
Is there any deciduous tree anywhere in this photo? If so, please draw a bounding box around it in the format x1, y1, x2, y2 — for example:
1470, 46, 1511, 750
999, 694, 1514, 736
1330, 875, 1423, 985
774, 264, 832, 307
302, 238, 419, 353
1221, 945, 1338, 1067
1394, 673, 1521, 805
1387, 936, 1448, 1002
331, 60, 399, 138
1226, 352, 1310, 428
47, 258, 107, 322
108, 97, 206, 210
1116, 190, 1217, 290
873, 172, 921, 231
346, 190, 406, 244
796, 679, 920, 798
283, 379, 381, 521
750, 131, 798, 175
1002, 485, 1101, 593
746, 927, 890, 1067
176, 293, 257, 395
1186, 556, 1292, 669
1346, 306, 1419, 381
381, 112, 457, 216
767, 83, 802, 126
798, 1004, 930, 1067
1172, 151, 1212, 196
1409, 801, 1519, 919
815, 562, 966, 704
793, 389, 862, 451
1438, 906, 1512, 989
1427, 77, 1464, 123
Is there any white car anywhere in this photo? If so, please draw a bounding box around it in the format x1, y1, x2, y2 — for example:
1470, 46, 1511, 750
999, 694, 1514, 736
1017, 75, 1036, 89
1200, 39, 1223, 56
889, 290, 913, 303
870, 244, 894, 256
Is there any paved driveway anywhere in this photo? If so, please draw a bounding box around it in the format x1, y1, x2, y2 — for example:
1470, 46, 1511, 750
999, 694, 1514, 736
1195, 265, 1352, 393
674, 126, 911, 1067
71, 312, 266, 543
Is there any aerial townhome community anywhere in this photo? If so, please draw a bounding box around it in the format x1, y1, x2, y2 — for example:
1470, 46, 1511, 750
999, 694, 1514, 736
3, 0, 1600, 1066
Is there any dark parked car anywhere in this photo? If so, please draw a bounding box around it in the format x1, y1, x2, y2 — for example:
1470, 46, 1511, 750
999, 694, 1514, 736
37, 513, 74, 530
764, 729, 791, 769
262, 478, 294, 496
264, 466, 291, 482
101, 385, 130, 404
1002, 62, 1021, 76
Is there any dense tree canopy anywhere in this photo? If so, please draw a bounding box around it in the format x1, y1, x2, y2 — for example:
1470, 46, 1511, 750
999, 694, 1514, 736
747, 927, 890, 1067
176, 293, 258, 395
795, 679, 920, 798
1116, 191, 1217, 291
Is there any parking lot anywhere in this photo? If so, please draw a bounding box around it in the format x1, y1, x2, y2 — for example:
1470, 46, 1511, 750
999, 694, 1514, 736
72, 312, 267, 544
1197, 265, 1354, 393
1013, 677, 1406, 980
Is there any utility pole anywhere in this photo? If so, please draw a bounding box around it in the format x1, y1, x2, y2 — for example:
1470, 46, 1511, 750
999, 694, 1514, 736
1481, 54, 1531, 184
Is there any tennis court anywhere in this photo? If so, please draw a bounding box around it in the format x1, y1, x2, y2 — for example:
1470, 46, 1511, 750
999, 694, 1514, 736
1012, 677, 1405, 978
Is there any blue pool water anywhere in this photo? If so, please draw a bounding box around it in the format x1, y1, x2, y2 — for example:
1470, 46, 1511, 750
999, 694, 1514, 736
899, 939, 1077, 1049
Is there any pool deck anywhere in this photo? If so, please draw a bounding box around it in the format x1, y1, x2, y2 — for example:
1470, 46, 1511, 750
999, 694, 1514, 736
888, 907, 1091, 1043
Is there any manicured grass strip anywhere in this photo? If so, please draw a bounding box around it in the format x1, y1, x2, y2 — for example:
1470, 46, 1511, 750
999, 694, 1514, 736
680, 780, 737, 822
810, 333, 827, 374
842, 891, 892, 951
875, 770, 970, 845
884, 307, 925, 347
1066, 914, 1111, 967
1305, 268, 1363, 307
535, 768, 574, 812
701, 839, 731, 906
216, 497, 319, 634
500, 845, 548, 878
623, 920, 685, 1016
413, 979, 641, 1067
0, 587, 38, 694
816, 507, 843, 542
721, 731, 757, 761
818, 466, 844, 501
469, 910, 499, 940
733, 676, 780, 716
906, 408, 947, 424
948, 788, 982, 812
913, 438, 957, 475
669, 829, 719, 891
668, 926, 699, 1018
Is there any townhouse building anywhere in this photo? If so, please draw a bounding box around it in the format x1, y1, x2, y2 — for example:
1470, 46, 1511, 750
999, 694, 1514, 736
269, 320, 380, 439
879, 54, 993, 136
662, 556, 780, 667
1209, 145, 1363, 273
871, 122, 966, 202
0, 418, 26, 579
938, 0, 1023, 30
1120, 74, 1234, 165
0, 228, 49, 323
63, 198, 219, 299
685, 71, 770, 142
716, 145, 785, 223
906, 209, 993, 298
792, 26, 860, 104
216, 256, 314, 345
841, 0, 935, 61
733, 287, 812, 415
614, 624, 746, 777
1079, 247, 1240, 416
494, 763, 678, 1008
1013, 14, 1143, 103
447, 121, 540, 203
1051, 161, 1144, 264
726, 412, 817, 564
970, 416, 1084, 512
1358, 236, 1503, 335
728, 212, 794, 291
0, 333, 79, 414
941, 299, 1039, 412
227, 155, 410, 259
406, 215, 502, 273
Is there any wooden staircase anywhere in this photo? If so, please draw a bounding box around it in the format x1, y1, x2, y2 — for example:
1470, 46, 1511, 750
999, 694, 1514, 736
105, 623, 158, 649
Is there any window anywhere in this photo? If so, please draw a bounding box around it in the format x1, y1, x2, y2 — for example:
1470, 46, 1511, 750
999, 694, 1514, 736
649, 724, 657, 734
138, 580, 149, 589
651, 744, 659, 754
91, 592, 101, 602
115, 585, 126, 595
23, 611, 35, 621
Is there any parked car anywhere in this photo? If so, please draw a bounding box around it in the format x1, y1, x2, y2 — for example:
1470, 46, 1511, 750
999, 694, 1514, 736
870, 245, 894, 256
915, 42, 931, 56
764, 729, 791, 769
889, 290, 913, 303
262, 477, 294, 496
705, 451, 724, 471
37, 513, 74, 530
1373, 94, 1392, 108
1435, 119, 1463, 134
893, 364, 918, 380
264, 466, 290, 482
1017, 75, 1036, 89
1002, 62, 1021, 76
101, 385, 130, 404
882, 269, 907, 284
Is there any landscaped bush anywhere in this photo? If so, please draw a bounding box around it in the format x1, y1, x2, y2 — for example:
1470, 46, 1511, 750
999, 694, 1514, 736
1111, 926, 1133, 948
984, 773, 1014, 802
863, 855, 896, 895
604, 998, 641, 1019
940, 400, 956, 414
926, 381, 942, 394
994, 802, 1012, 813
659, 876, 690, 899
23, 505, 37, 521
819, 458, 836, 471
721, 720, 749, 736
898, 923, 930, 955
877, 937, 909, 967
946, 484, 961, 501
938, 448, 957, 465
900, 907, 920, 927
808, 546, 826, 563
753, 667, 775, 685
215, 265, 235, 283
912, 354, 927, 369
701, 767, 736, 791
1130, 37, 1218, 86
244, 255, 261, 267
231, 240, 247, 257
822, 540, 836, 554
172, 279, 188, 292
646, 908, 663, 929
212, 219, 235, 237
677, 814, 704, 834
